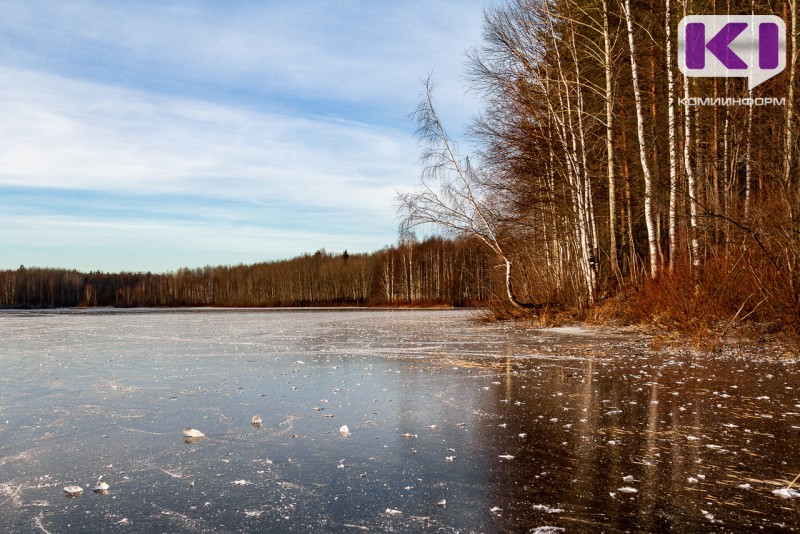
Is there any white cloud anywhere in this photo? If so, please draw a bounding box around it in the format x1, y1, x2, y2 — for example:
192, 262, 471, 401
0, 66, 417, 270
0, 1, 496, 271
0, 1, 487, 126
0, 66, 417, 212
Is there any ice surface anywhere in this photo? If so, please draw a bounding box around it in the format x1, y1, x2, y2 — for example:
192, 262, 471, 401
0, 308, 798, 532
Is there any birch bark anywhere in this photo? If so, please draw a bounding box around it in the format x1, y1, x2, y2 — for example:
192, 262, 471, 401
683, 0, 699, 267
786, 0, 797, 219
602, 0, 620, 280
623, 0, 659, 278
666, 0, 678, 269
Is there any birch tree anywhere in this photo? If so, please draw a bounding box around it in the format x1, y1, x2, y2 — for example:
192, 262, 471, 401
666, 0, 679, 269
398, 77, 536, 310
786, 0, 797, 217
682, 0, 700, 267
602, 0, 621, 280
622, 0, 659, 278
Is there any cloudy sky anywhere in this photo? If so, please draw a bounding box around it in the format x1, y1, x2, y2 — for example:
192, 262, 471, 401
0, 1, 493, 273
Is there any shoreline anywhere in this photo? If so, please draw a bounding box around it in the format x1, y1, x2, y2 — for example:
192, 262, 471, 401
2, 305, 796, 358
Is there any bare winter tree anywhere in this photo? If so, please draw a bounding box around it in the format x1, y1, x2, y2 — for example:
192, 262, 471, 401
398, 77, 536, 311
622, 0, 659, 278
786, 0, 797, 214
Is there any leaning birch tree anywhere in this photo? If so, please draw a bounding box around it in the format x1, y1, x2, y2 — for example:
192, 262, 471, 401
398, 77, 535, 311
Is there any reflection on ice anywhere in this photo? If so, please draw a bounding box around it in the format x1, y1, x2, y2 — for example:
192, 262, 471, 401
0, 309, 798, 532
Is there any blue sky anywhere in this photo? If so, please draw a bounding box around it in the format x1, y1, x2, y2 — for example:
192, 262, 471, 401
0, 1, 493, 273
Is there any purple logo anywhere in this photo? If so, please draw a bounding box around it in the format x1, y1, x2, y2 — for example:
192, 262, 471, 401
678, 15, 786, 89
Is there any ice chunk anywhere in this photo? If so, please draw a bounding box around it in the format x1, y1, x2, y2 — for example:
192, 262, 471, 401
93, 476, 109, 492
63, 485, 83, 497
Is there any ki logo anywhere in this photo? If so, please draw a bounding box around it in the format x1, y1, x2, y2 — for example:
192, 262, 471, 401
678, 15, 786, 90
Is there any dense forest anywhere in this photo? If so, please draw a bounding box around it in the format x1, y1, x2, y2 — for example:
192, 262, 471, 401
0, 237, 494, 308
399, 0, 799, 332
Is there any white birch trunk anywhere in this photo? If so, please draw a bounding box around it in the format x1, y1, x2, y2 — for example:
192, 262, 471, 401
623, 0, 659, 278
683, 0, 700, 267
744, 0, 756, 219
787, 0, 797, 217
745, 88, 753, 219
568, 11, 597, 303
544, 4, 594, 305
666, 0, 679, 269
723, 97, 731, 249
603, 0, 620, 279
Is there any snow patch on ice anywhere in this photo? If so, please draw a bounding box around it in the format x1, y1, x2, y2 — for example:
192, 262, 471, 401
772, 488, 800, 499
532, 504, 564, 514
538, 327, 596, 336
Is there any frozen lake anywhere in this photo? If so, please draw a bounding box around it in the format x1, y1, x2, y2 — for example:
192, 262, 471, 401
0, 309, 798, 532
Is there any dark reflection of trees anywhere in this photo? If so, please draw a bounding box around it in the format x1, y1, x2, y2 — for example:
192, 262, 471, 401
474, 349, 800, 532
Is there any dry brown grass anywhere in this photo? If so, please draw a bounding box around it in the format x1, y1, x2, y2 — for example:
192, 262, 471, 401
481, 244, 800, 350
589, 252, 799, 345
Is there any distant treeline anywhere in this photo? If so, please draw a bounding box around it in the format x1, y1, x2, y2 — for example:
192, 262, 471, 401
0, 237, 496, 308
